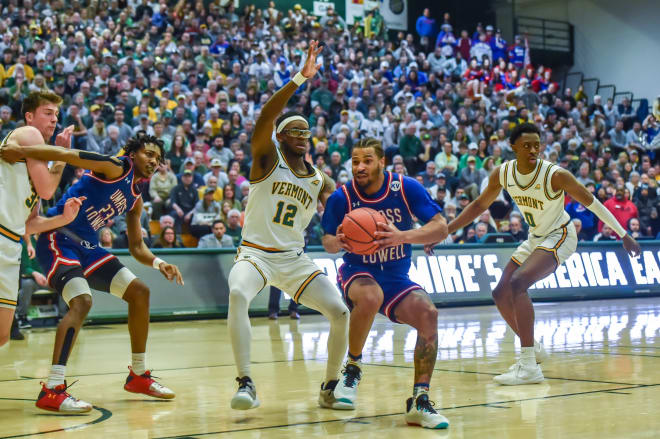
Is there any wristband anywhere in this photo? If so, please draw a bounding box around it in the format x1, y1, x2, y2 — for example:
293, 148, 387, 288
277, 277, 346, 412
152, 257, 165, 270
292, 72, 307, 87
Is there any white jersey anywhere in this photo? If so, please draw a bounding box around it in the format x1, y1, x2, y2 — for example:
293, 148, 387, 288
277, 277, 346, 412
499, 159, 570, 236
0, 130, 38, 241
241, 147, 324, 252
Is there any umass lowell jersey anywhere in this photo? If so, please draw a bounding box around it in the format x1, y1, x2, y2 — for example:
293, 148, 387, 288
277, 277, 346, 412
46, 157, 141, 244
322, 172, 442, 273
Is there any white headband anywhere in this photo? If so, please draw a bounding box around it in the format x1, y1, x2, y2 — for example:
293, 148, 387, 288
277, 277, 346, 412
276, 115, 308, 134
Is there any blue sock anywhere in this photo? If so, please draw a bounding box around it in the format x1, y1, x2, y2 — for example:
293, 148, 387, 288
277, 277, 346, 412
347, 352, 362, 365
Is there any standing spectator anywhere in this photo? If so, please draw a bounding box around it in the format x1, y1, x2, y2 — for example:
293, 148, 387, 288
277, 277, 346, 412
600, 188, 638, 234
416, 8, 437, 52
399, 123, 424, 173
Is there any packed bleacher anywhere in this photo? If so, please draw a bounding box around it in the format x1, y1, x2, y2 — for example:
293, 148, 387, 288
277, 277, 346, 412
2, 0, 660, 250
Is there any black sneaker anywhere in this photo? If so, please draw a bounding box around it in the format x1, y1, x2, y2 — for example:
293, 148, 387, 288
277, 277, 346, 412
230, 376, 260, 410
17, 318, 31, 329
10, 320, 24, 340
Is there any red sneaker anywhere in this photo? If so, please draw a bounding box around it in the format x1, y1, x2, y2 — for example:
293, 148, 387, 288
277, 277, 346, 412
35, 381, 92, 413
124, 366, 175, 399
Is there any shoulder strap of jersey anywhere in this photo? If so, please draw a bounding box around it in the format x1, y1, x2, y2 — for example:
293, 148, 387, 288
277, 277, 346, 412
543, 161, 563, 200
1, 129, 14, 146
398, 173, 413, 218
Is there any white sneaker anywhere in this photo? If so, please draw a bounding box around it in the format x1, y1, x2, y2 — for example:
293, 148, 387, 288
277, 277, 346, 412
333, 363, 361, 408
230, 376, 260, 410
495, 361, 544, 385
405, 393, 449, 429
535, 341, 549, 363
318, 380, 354, 410
509, 341, 549, 371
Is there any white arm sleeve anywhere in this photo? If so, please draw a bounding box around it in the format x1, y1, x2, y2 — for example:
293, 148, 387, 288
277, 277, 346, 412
586, 199, 627, 238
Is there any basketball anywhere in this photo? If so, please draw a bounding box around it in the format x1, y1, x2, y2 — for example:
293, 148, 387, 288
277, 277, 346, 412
341, 207, 387, 255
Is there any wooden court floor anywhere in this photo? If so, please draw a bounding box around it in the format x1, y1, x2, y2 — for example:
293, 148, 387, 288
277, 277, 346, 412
1, 297, 659, 438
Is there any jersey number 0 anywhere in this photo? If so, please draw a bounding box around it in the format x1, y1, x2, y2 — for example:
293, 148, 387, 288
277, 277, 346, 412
273, 201, 298, 227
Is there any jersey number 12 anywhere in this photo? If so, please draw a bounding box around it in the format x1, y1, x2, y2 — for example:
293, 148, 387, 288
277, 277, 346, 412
273, 201, 297, 227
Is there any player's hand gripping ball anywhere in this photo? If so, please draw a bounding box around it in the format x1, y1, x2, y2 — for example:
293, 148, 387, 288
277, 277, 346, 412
340, 207, 388, 255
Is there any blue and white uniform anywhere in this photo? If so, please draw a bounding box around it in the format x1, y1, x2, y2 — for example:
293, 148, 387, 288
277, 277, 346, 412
322, 172, 442, 322
36, 156, 141, 301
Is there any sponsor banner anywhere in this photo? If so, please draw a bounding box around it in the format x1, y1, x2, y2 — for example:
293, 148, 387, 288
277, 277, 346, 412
87, 242, 660, 319
313, 1, 334, 16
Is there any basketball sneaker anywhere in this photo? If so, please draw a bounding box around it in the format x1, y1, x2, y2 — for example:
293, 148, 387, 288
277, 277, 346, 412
231, 376, 260, 410
124, 366, 175, 399
318, 380, 354, 410
495, 361, 544, 385
35, 381, 92, 413
509, 342, 549, 371
333, 363, 361, 407
405, 393, 449, 429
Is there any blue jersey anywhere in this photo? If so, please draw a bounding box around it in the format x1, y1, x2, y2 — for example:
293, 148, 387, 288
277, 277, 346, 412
47, 157, 141, 244
322, 172, 441, 273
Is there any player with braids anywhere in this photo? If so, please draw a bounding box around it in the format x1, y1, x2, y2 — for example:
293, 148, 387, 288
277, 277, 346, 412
1, 133, 183, 413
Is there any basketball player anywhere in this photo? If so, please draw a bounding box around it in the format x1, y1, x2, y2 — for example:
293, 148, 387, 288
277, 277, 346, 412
321, 138, 451, 429
227, 41, 350, 411
0, 91, 85, 347
1, 133, 184, 413
428, 123, 641, 385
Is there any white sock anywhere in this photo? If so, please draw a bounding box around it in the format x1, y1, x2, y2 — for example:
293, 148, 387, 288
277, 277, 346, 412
297, 275, 349, 383
227, 261, 263, 378
47, 365, 66, 389
520, 346, 536, 366
132, 352, 146, 375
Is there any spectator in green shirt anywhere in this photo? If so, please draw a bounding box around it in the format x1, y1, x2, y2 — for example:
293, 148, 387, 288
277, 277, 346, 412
457, 142, 483, 174
16, 236, 50, 329
399, 123, 424, 173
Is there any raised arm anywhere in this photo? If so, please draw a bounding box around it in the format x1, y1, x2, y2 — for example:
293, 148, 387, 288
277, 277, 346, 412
250, 41, 323, 182
552, 168, 641, 257
1, 141, 125, 180
448, 165, 503, 234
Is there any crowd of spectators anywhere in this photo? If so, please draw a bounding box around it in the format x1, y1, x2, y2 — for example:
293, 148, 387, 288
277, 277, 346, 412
2, 0, 660, 252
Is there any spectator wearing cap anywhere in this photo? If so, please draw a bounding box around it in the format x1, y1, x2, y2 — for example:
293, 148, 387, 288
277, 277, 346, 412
190, 188, 222, 239
331, 110, 351, 137
178, 157, 205, 187
149, 162, 178, 220
436, 23, 456, 57
169, 169, 200, 233
198, 220, 234, 249
458, 142, 483, 174
274, 56, 293, 88
132, 113, 155, 137
460, 155, 487, 200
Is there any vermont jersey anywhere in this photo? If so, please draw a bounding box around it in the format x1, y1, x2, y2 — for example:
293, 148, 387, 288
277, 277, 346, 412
46, 156, 141, 244
499, 159, 570, 236
322, 172, 442, 272
0, 130, 38, 240
241, 147, 324, 251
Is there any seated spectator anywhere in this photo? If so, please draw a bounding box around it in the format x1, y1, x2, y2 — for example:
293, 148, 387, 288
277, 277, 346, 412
225, 209, 243, 247
198, 220, 235, 248
169, 170, 199, 232
152, 226, 184, 248
509, 215, 527, 242
593, 224, 617, 242
190, 188, 222, 238
627, 218, 645, 240
149, 162, 178, 219
98, 227, 115, 249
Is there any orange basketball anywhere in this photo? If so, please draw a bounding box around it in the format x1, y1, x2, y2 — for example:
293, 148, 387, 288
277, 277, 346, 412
341, 207, 387, 255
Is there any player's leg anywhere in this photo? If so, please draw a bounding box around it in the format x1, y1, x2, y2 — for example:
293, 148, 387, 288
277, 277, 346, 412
0, 243, 22, 346
394, 289, 449, 430
333, 271, 383, 408
227, 258, 268, 410
36, 265, 94, 413
492, 249, 557, 385
294, 274, 350, 410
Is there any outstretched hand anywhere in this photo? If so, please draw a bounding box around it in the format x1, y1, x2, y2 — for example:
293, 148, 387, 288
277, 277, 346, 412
300, 40, 324, 79
159, 262, 184, 286
623, 234, 641, 258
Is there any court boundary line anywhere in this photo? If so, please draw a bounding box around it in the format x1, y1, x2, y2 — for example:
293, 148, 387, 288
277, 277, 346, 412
150, 383, 660, 438
0, 401, 112, 439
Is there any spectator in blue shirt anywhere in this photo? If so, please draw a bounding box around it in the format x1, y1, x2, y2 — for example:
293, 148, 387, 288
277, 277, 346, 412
415, 8, 437, 52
